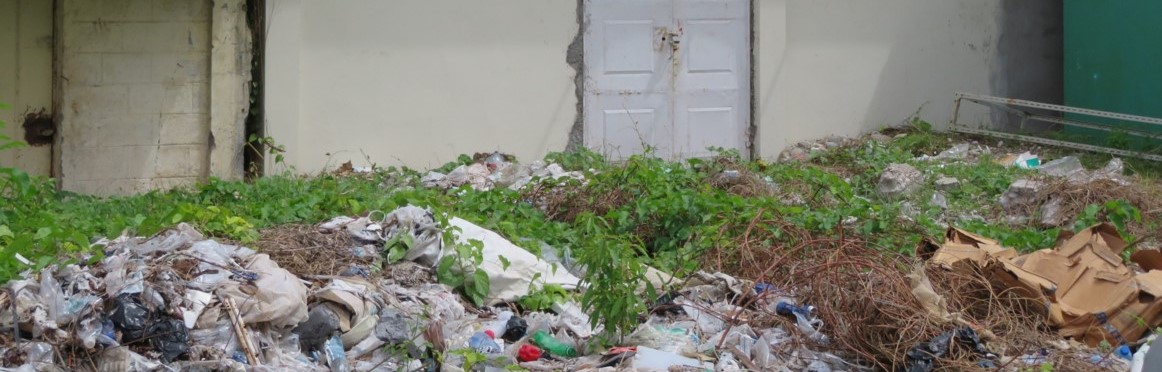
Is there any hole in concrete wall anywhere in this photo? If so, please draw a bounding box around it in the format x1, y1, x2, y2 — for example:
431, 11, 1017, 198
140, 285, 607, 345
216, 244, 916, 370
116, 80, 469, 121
21, 108, 54, 146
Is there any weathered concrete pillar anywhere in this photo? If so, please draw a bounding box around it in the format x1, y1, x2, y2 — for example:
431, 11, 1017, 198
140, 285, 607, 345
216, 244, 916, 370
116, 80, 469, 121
210, 0, 252, 180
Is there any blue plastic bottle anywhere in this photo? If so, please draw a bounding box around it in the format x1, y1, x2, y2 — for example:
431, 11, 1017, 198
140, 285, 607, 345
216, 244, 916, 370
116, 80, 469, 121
468, 330, 501, 354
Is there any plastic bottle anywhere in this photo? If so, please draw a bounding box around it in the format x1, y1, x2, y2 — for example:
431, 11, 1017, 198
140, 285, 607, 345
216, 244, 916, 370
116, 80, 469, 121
531, 330, 577, 357
485, 311, 513, 337
1116, 344, 1132, 360
324, 336, 350, 372
468, 330, 501, 354
775, 301, 828, 344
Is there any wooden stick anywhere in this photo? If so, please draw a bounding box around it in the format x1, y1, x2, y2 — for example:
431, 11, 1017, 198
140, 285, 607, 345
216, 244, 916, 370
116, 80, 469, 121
728, 345, 759, 371
221, 296, 260, 366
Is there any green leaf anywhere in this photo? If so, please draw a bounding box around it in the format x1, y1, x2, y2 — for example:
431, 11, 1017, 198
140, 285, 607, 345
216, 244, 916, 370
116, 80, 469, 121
34, 227, 51, 240
471, 269, 491, 306
0, 225, 12, 239
436, 256, 463, 288
498, 255, 510, 271
386, 245, 406, 263
35, 256, 53, 270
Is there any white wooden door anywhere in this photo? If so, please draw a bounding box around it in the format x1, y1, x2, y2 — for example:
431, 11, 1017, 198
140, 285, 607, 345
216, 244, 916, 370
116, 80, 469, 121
584, 0, 750, 160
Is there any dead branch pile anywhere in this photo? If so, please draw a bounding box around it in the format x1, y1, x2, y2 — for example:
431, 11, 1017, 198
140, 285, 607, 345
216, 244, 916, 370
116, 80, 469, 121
703, 212, 1115, 370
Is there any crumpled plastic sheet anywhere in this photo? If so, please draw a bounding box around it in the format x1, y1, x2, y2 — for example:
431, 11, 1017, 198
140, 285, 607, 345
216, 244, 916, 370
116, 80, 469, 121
214, 253, 309, 328
96, 346, 164, 372
184, 240, 256, 290
128, 223, 205, 256
382, 206, 442, 267
627, 320, 699, 354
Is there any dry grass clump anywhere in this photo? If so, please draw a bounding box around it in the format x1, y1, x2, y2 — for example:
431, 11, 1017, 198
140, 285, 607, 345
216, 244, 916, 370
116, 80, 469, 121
522, 182, 632, 222
254, 224, 373, 277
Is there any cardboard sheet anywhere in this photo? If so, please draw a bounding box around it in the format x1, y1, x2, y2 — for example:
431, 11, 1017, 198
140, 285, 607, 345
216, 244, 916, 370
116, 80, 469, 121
928, 223, 1162, 346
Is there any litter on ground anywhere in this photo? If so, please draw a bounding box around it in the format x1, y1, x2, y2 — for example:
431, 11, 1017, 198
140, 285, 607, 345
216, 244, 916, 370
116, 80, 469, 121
2, 135, 1161, 371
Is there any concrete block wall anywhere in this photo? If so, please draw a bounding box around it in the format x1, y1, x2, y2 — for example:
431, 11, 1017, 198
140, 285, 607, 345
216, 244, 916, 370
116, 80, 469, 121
0, 0, 53, 177
58, 0, 213, 195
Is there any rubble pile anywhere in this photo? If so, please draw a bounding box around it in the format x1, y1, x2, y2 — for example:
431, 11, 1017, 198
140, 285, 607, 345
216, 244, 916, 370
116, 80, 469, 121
0, 207, 863, 371
421, 152, 584, 191
3, 140, 1161, 371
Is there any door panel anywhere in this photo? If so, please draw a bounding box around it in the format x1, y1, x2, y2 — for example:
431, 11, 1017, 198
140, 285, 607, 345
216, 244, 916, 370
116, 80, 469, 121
584, 0, 674, 159
590, 95, 673, 159
0, 0, 53, 176
674, 0, 749, 158
584, 0, 749, 160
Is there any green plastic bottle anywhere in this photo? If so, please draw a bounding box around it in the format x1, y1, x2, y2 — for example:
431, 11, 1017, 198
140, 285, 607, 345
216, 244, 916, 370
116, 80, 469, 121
531, 330, 577, 357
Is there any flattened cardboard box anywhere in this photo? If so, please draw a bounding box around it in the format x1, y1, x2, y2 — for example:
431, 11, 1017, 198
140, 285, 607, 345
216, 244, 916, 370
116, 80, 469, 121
928, 224, 1162, 346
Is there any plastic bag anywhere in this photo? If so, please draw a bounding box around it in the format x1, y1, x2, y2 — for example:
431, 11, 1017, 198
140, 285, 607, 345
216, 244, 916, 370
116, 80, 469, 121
551, 301, 593, 338
147, 317, 190, 362
23, 342, 52, 367
131, 223, 204, 256
190, 319, 239, 355
676, 298, 727, 335
37, 270, 66, 327
109, 293, 150, 343
627, 323, 697, 354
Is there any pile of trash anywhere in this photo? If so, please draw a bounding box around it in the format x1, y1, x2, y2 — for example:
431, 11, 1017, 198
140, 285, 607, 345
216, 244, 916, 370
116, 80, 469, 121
420, 152, 585, 191
0, 205, 859, 371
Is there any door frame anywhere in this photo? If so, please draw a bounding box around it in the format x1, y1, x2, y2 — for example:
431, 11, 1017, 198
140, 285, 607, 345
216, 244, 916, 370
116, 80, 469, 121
578, 0, 756, 160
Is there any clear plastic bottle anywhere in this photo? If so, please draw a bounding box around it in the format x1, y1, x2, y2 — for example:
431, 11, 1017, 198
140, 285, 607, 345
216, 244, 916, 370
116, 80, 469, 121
485, 311, 513, 338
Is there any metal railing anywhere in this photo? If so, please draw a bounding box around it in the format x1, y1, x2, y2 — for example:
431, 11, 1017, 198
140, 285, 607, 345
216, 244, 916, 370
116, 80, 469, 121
949, 92, 1162, 162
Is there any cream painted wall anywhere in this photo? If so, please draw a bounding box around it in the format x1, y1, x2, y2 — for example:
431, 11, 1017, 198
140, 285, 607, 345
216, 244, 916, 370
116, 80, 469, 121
267, 1, 1049, 171
755, 0, 1002, 158
265, 0, 578, 173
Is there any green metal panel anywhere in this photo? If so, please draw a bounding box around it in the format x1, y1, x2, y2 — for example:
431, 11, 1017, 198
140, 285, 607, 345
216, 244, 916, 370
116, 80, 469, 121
1064, 0, 1162, 150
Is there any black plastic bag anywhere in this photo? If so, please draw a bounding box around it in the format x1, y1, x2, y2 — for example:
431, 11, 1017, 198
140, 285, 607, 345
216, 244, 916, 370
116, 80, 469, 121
109, 293, 150, 343
147, 318, 190, 362
903, 327, 995, 372
501, 316, 528, 343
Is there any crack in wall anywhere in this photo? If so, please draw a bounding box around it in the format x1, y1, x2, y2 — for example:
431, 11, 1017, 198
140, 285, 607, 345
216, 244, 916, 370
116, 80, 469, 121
564, 0, 585, 152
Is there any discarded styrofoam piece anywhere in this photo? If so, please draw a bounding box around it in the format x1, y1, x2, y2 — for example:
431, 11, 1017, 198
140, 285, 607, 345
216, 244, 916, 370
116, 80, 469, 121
441, 217, 582, 305
182, 290, 214, 329
633, 346, 711, 371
